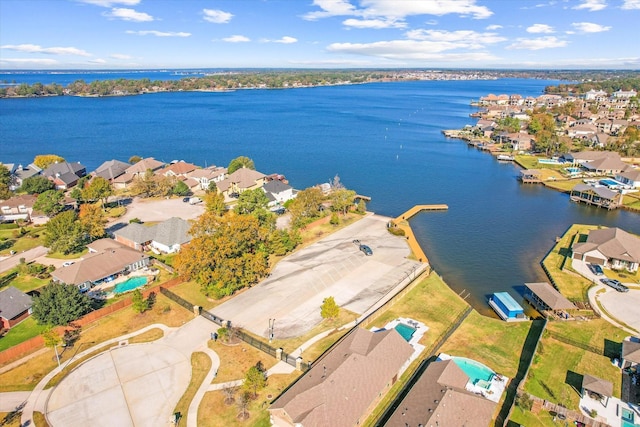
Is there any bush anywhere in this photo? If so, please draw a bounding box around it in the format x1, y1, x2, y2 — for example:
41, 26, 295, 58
387, 226, 405, 237
0, 223, 19, 230
129, 218, 142, 224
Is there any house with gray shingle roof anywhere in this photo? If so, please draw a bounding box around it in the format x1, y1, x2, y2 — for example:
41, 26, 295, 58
114, 217, 191, 254
93, 159, 130, 182
42, 161, 86, 190
572, 227, 640, 272
269, 327, 413, 427
0, 286, 33, 330
262, 180, 295, 208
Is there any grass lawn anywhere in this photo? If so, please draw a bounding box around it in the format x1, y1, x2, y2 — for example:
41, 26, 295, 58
170, 280, 220, 311
0, 317, 47, 352
0, 268, 50, 293
0, 411, 21, 427
543, 177, 583, 192
0, 293, 194, 391
209, 339, 279, 385
45, 248, 89, 259
439, 311, 531, 378
509, 405, 565, 427
297, 212, 364, 249
0, 227, 45, 256
173, 352, 211, 426
622, 192, 640, 210
366, 272, 469, 353
198, 372, 300, 427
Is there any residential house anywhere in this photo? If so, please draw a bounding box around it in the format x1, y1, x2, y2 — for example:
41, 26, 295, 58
588, 133, 610, 148
161, 160, 198, 178
0, 287, 33, 330
92, 159, 130, 182
584, 89, 608, 102
52, 246, 150, 292
269, 327, 413, 427
572, 227, 640, 272
581, 374, 613, 407
0, 194, 37, 222
87, 238, 127, 253
42, 161, 86, 190
567, 124, 597, 138
383, 360, 497, 427
188, 166, 227, 191
113, 157, 164, 189
616, 169, 640, 188
621, 338, 640, 370
613, 89, 638, 99
263, 180, 295, 208
216, 168, 267, 199
562, 151, 628, 174
114, 217, 191, 254
2, 163, 42, 191
524, 282, 575, 318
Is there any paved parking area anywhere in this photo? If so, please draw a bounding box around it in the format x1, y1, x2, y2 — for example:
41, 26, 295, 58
212, 214, 422, 339
110, 197, 205, 227
599, 289, 640, 332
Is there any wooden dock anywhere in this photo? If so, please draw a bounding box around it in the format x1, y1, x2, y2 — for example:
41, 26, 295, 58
390, 204, 449, 265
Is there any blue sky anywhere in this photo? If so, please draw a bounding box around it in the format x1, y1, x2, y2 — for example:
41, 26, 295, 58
0, 0, 638, 69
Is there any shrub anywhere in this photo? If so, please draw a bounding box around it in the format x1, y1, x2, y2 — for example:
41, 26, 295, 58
387, 226, 405, 237
0, 223, 19, 230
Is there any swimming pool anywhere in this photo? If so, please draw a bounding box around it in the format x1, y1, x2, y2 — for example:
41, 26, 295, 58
622, 408, 638, 427
114, 276, 148, 294
394, 323, 416, 342
565, 167, 581, 174
538, 159, 562, 165
600, 179, 621, 187
451, 356, 495, 389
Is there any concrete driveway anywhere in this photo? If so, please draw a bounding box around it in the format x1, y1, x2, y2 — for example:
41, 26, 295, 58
0, 246, 49, 274
211, 214, 422, 339
109, 197, 204, 229
46, 317, 216, 427
599, 289, 640, 332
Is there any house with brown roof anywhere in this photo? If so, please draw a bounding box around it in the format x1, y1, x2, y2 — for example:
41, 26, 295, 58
0, 194, 37, 222
216, 168, 266, 199
92, 159, 130, 182
0, 286, 33, 330
113, 157, 164, 189
269, 327, 413, 427
51, 246, 150, 292
570, 184, 621, 210
582, 374, 613, 407
383, 359, 497, 427
572, 227, 640, 272
161, 161, 198, 177
188, 166, 227, 190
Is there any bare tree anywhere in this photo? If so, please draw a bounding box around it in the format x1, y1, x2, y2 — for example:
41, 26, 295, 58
222, 385, 238, 405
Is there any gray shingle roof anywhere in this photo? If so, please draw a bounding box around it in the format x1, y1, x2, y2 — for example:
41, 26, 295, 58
0, 286, 33, 320
93, 159, 130, 181
113, 217, 191, 247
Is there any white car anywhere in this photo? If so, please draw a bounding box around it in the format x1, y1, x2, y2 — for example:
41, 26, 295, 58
62, 261, 75, 267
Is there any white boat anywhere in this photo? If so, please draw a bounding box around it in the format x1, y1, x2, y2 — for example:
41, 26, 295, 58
497, 154, 515, 161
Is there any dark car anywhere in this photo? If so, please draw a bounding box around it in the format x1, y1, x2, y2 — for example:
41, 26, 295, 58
600, 278, 629, 292
588, 264, 604, 276
182, 197, 190, 203
359, 244, 373, 256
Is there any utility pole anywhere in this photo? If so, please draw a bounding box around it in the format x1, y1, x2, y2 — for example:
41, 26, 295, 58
268, 318, 275, 343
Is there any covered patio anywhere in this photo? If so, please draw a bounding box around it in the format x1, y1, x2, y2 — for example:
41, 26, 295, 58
524, 282, 576, 319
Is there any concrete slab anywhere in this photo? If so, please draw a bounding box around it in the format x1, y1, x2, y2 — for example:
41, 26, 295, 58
211, 214, 422, 338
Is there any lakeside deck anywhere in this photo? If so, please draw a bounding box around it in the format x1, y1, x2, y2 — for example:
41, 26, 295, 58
391, 204, 449, 265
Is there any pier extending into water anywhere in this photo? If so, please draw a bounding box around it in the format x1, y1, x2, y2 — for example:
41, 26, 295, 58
390, 204, 449, 265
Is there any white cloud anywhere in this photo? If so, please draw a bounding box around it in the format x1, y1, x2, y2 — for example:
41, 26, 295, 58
343, 18, 407, 29
526, 24, 554, 33
506, 36, 568, 50
203, 9, 233, 24
572, 0, 607, 11
486, 24, 503, 30
274, 36, 298, 44
622, 0, 640, 9
405, 29, 506, 47
222, 35, 251, 43
328, 40, 499, 61
76, 0, 140, 6
88, 58, 107, 64
0, 44, 91, 56
571, 22, 611, 32
126, 30, 191, 37
105, 8, 154, 21
110, 53, 132, 59
304, 0, 493, 21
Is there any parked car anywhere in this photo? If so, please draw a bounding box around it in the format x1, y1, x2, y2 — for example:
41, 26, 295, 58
600, 278, 629, 292
188, 197, 202, 205
588, 264, 604, 276
182, 197, 190, 203
62, 261, 75, 267
359, 244, 373, 256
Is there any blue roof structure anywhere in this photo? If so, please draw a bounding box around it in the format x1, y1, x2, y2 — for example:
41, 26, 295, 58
493, 292, 523, 313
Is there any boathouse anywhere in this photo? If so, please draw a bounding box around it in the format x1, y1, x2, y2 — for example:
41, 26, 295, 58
489, 292, 526, 322
519, 169, 542, 184
570, 184, 621, 210
524, 282, 575, 318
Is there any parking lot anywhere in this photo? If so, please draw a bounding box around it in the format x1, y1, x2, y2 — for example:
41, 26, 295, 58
211, 214, 423, 339
110, 197, 205, 226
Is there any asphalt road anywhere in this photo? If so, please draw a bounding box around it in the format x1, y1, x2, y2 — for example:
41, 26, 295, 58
211, 214, 422, 339
0, 246, 49, 274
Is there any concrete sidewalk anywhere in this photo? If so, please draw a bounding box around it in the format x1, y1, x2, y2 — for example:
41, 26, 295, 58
0, 245, 48, 273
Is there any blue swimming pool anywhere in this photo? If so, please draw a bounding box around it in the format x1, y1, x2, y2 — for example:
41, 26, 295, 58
114, 276, 148, 294
622, 408, 638, 427
451, 356, 495, 389
394, 323, 416, 342
600, 179, 620, 187
538, 158, 562, 165
565, 167, 581, 174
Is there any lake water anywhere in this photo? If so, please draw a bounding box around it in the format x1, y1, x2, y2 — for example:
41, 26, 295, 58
1, 77, 638, 313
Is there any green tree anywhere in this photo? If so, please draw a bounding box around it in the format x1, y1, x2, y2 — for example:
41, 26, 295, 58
20, 175, 54, 194
34, 190, 65, 217
33, 154, 65, 170
234, 188, 269, 215
32, 282, 92, 326
129, 155, 142, 164
82, 176, 113, 208
288, 187, 325, 228
243, 365, 267, 398
79, 203, 106, 240
41, 327, 62, 366
0, 164, 11, 199
268, 229, 301, 256
174, 213, 270, 298
131, 289, 148, 313
330, 211, 340, 226
204, 191, 227, 216
330, 188, 356, 216
44, 210, 88, 254
320, 296, 339, 320
172, 180, 190, 196
129, 169, 157, 197
227, 156, 255, 174
356, 199, 366, 214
